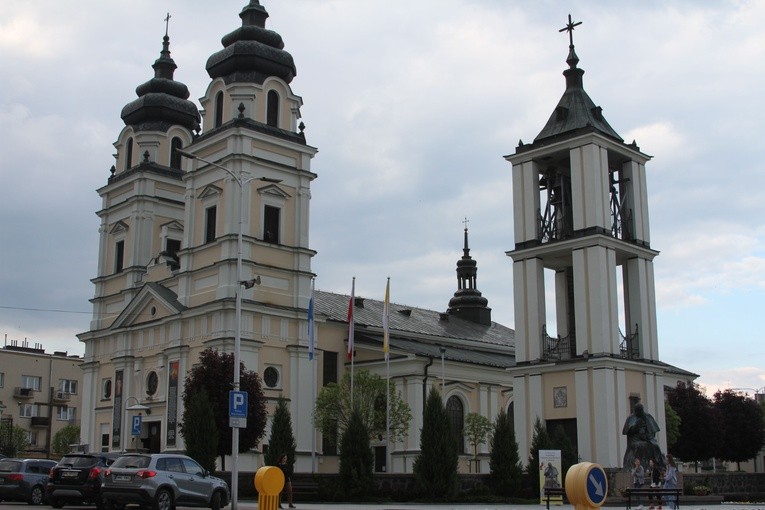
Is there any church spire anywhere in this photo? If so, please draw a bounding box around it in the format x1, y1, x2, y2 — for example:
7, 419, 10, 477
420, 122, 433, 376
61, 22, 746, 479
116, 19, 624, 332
447, 221, 491, 326
529, 14, 622, 146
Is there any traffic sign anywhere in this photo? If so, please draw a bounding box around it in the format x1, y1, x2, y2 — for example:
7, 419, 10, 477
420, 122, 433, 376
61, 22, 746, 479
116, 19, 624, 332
131, 415, 142, 436
229, 390, 248, 428
584, 463, 608, 506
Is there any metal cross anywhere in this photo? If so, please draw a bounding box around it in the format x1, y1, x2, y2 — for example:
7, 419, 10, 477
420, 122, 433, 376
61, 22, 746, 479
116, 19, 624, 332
164, 12, 172, 37
462, 217, 470, 229
559, 14, 582, 47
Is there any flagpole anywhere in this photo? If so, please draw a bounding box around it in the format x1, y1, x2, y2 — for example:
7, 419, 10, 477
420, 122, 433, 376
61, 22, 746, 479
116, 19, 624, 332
383, 277, 391, 473
348, 277, 355, 406
309, 278, 316, 474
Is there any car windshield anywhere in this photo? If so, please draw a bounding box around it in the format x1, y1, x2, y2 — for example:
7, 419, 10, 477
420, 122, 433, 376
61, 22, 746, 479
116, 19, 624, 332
0, 460, 22, 472
111, 456, 151, 469
59, 456, 100, 468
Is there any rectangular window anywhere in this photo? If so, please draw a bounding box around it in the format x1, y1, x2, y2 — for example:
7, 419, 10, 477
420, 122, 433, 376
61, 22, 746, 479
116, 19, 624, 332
101, 433, 110, 453
57, 406, 76, 421
19, 404, 39, 417
263, 205, 280, 243
205, 206, 217, 243
59, 379, 78, 395
323, 351, 338, 386
0, 372, 4, 388
27, 430, 39, 446
21, 375, 42, 391
166, 238, 181, 258
322, 419, 338, 456
115, 240, 125, 273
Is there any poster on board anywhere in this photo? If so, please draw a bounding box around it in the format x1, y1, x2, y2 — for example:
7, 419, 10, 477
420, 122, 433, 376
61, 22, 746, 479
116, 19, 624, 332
539, 449, 562, 505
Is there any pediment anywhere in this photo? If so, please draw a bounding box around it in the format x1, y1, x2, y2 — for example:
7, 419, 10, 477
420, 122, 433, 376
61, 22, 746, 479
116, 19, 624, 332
197, 184, 222, 200
110, 220, 129, 235
258, 184, 291, 199
110, 282, 186, 329
161, 220, 184, 233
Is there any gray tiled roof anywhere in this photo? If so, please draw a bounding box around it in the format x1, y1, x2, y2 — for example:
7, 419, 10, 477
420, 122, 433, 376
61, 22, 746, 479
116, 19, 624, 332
314, 290, 515, 367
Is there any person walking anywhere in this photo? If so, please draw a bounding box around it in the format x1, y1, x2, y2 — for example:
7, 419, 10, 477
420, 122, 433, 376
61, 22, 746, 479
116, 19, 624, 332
632, 458, 646, 509
277, 454, 295, 509
663, 454, 678, 510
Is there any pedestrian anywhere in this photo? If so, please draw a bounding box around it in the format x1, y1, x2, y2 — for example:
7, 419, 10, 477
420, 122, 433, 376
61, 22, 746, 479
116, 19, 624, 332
647, 458, 662, 509
632, 458, 645, 509
277, 454, 295, 509
663, 454, 678, 510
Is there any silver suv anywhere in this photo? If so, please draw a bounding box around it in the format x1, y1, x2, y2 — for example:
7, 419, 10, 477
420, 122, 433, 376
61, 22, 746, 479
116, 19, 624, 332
101, 454, 229, 510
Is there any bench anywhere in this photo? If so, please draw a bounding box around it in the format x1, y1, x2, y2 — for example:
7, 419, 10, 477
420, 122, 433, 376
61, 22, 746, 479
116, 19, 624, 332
625, 487, 682, 510
544, 486, 567, 510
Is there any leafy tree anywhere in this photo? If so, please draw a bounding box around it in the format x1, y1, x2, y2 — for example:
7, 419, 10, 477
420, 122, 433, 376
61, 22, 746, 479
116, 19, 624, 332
0, 422, 30, 457
181, 388, 219, 474
264, 398, 296, 474
464, 413, 492, 473
550, 424, 577, 475
314, 369, 411, 445
180, 348, 267, 468
489, 409, 522, 497
525, 417, 554, 495
666, 382, 718, 470
413, 388, 458, 500
338, 408, 374, 499
713, 389, 765, 470
664, 401, 681, 451
52, 424, 80, 456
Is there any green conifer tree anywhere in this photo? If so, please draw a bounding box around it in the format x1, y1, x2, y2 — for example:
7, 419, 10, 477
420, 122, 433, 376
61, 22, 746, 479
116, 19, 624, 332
489, 409, 522, 496
525, 417, 554, 495
264, 398, 297, 474
338, 408, 374, 499
413, 388, 458, 500
549, 424, 578, 476
182, 388, 219, 474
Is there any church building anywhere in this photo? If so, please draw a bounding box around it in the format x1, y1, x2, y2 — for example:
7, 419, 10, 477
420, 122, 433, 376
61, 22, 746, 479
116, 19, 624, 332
77, 2, 694, 475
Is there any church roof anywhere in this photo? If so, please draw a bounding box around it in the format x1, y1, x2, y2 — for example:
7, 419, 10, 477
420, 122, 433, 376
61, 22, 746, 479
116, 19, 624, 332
120, 33, 201, 132
314, 289, 515, 368
528, 22, 622, 149
206, 1, 296, 84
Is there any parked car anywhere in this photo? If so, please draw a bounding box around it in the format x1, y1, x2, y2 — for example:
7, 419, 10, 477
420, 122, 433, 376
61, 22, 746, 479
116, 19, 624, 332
0, 457, 57, 505
102, 454, 229, 510
46, 453, 121, 509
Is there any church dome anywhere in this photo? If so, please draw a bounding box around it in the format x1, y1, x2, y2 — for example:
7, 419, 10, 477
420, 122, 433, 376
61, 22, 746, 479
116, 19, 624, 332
120, 34, 201, 132
205, 1, 296, 84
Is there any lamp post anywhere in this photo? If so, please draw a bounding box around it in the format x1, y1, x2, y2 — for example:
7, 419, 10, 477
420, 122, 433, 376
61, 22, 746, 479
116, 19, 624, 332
177, 149, 279, 510
123, 397, 149, 452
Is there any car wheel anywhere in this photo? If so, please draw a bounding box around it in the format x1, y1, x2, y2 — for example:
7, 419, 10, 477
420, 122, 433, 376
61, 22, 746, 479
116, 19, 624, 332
29, 485, 45, 505
210, 491, 222, 510
153, 489, 173, 510
49, 498, 64, 508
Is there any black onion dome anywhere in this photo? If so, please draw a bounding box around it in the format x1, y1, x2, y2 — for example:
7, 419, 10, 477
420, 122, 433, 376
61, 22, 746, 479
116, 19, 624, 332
447, 227, 491, 325
206, 1, 296, 84
121, 35, 201, 132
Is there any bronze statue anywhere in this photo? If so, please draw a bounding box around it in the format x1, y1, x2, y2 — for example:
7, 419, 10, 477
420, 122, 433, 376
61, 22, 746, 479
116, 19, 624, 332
622, 402, 665, 469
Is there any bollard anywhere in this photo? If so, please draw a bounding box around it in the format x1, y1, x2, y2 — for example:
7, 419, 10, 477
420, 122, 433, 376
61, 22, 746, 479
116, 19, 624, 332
564, 462, 608, 510
254, 466, 285, 510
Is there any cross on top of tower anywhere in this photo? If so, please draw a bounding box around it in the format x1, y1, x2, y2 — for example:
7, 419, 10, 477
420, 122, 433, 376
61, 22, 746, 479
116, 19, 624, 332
559, 14, 582, 48
462, 217, 470, 231
164, 12, 172, 37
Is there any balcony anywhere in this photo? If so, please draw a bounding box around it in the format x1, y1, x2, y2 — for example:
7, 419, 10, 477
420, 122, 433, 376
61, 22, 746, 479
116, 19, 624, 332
31, 416, 50, 428
53, 391, 72, 403
13, 387, 35, 399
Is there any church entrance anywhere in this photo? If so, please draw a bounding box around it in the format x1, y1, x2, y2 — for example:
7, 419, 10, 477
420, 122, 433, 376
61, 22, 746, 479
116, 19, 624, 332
141, 421, 162, 453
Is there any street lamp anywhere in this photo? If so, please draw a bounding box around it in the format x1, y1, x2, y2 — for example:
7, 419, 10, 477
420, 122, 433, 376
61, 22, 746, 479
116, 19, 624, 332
177, 148, 279, 510
124, 397, 149, 452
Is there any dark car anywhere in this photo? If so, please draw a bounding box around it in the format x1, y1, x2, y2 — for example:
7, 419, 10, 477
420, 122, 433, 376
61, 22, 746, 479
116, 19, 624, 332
102, 454, 229, 510
46, 453, 121, 509
0, 458, 57, 505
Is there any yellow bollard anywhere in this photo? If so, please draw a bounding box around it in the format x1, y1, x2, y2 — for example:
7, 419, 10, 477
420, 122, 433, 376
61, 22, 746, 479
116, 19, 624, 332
254, 466, 285, 510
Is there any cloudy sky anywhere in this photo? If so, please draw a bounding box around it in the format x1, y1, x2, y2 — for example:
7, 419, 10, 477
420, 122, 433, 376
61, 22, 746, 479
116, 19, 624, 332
1, 1, 763, 397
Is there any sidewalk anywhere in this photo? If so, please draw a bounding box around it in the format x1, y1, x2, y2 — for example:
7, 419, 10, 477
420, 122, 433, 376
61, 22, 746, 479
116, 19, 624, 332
233, 502, 765, 510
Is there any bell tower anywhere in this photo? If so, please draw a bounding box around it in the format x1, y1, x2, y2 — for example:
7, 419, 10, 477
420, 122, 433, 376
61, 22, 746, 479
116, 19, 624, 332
506, 16, 665, 467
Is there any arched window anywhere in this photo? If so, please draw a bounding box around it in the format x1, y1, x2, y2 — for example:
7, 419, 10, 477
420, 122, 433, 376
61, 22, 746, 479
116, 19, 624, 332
214, 91, 224, 128
446, 395, 465, 454
267, 90, 279, 127
170, 137, 183, 169
125, 137, 133, 170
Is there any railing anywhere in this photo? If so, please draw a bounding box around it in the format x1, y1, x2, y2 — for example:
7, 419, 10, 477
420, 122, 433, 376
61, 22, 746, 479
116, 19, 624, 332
619, 324, 639, 359
13, 387, 34, 399
53, 391, 71, 402
30, 416, 50, 427
542, 325, 572, 360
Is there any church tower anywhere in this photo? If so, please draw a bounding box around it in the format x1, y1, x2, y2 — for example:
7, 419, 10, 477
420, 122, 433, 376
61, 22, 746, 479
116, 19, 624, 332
506, 17, 665, 468
79, 2, 317, 466
447, 225, 492, 325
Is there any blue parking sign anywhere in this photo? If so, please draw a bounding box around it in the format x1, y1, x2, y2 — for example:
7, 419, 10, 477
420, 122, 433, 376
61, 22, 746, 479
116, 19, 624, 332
131, 414, 142, 436
229, 391, 248, 428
